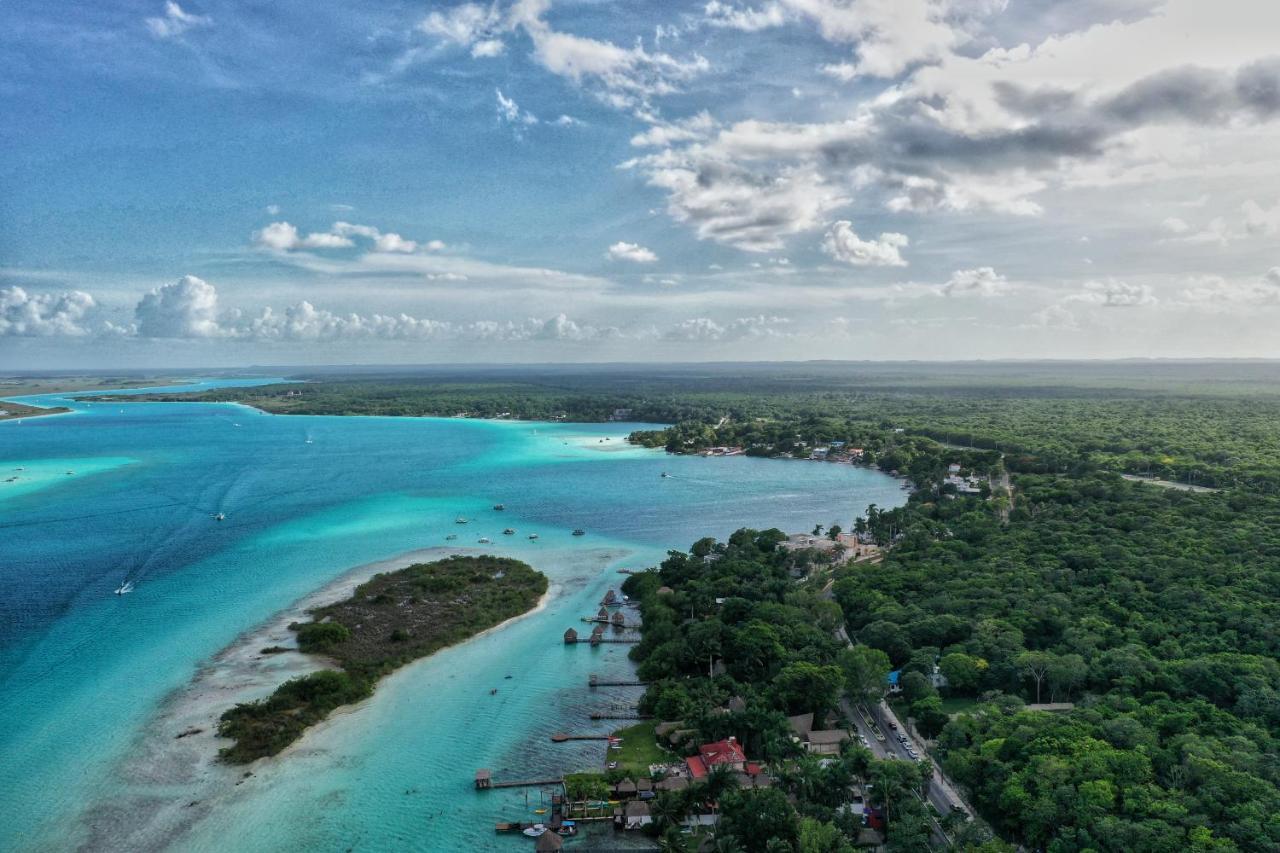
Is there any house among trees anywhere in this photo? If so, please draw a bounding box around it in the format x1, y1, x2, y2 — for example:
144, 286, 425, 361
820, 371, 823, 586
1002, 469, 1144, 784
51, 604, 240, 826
685, 736, 747, 779
804, 729, 850, 755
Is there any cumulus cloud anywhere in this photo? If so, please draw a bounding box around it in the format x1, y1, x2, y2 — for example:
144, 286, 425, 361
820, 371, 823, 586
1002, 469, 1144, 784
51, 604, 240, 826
254, 222, 353, 251
0, 286, 97, 337
606, 241, 659, 263
940, 266, 1008, 297
821, 221, 908, 267
664, 314, 792, 341
145, 1, 210, 39
254, 221, 437, 254
626, 2, 1280, 253
134, 275, 221, 338
1074, 279, 1158, 308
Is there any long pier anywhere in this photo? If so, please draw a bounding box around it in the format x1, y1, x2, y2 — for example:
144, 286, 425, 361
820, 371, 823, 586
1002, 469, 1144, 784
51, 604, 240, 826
589, 675, 647, 687
550, 733, 611, 742
476, 774, 563, 790
566, 637, 638, 644
589, 712, 651, 720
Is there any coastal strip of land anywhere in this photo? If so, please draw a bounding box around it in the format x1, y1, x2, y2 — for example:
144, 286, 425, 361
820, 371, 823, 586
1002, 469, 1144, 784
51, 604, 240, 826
217, 554, 548, 763
0, 400, 71, 421
74, 545, 579, 853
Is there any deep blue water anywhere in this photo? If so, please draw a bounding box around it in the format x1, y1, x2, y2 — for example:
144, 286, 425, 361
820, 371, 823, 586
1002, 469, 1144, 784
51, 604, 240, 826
0, 380, 905, 851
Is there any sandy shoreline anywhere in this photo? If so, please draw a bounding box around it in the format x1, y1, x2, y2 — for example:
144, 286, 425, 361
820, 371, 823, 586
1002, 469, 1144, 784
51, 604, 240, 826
73, 545, 568, 853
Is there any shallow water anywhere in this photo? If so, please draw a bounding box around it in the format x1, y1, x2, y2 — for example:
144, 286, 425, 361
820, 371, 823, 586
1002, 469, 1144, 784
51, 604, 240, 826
0, 379, 905, 851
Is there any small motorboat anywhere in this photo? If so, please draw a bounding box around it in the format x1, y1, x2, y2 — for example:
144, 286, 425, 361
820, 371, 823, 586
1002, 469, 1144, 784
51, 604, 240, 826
213, 512, 225, 521
533, 808, 547, 815
114, 581, 135, 595
304, 438, 314, 444
661, 472, 670, 478
522, 824, 547, 838
572, 529, 585, 536
455, 517, 468, 524
445, 534, 458, 541
528, 533, 539, 540
503, 528, 516, 535
493, 503, 505, 511
490, 688, 498, 696
478, 537, 492, 544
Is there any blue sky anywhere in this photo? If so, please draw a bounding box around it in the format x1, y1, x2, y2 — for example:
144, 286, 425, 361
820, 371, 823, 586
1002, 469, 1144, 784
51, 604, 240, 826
4, 0, 1280, 367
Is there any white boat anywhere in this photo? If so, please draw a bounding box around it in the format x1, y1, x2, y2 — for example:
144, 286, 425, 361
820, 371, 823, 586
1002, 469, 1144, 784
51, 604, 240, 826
478, 537, 492, 544
455, 517, 469, 524
528, 533, 539, 540
304, 438, 314, 444
114, 581, 134, 595
213, 512, 226, 521
522, 824, 547, 838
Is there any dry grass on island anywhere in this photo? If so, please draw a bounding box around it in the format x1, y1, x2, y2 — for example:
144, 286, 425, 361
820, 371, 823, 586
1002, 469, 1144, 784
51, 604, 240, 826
217, 555, 547, 764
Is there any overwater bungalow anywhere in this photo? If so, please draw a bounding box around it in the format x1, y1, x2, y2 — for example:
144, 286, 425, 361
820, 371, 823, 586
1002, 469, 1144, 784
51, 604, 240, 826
563, 628, 579, 644
600, 589, 618, 606
597, 606, 609, 620
610, 611, 626, 627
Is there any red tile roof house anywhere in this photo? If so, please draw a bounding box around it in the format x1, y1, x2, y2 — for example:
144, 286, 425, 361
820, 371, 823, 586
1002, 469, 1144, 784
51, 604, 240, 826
685, 736, 748, 779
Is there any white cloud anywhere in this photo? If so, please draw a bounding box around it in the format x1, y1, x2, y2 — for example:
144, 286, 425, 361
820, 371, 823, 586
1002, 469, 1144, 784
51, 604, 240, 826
496, 89, 538, 126
0, 286, 96, 337
419, 3, 504, 53
704, 1, 789, 32
663, 314, 793, 341
471, 39, 506, 58
940, 266, 1008, 297
145, 1, 210, 40
1031, 303, 1079, 330
821, 221, 908, 267
254, 222, 353, 251
606, 241, 659, 263
1161, 217, 1190, 234
1243, 199, 1280, 236
1267, 267, 1280, 287
1074, 279, 1158, 307
135, 275, 221, 338
510, 0, 708, 109
254, 221, 438, 254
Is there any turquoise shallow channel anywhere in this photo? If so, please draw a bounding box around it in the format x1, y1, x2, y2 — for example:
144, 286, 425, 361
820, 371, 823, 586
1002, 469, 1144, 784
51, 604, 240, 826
0, 379, 905, 852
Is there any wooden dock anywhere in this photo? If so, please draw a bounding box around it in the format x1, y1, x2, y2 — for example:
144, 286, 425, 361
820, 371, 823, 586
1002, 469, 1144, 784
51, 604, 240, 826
588, 675, 647, 687
550, 733, 611, 742
475, 769, 563, 790
589, 712, 651, 720
567, 637, 638, 644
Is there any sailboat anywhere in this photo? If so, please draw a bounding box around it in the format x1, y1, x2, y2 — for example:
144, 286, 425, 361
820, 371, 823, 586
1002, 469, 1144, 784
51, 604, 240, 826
114, 581, 135, 595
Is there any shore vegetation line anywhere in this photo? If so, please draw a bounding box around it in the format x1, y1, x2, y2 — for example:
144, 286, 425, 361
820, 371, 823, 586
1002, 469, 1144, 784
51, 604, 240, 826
612, 415, 1279, 851
217, 556, 547, 763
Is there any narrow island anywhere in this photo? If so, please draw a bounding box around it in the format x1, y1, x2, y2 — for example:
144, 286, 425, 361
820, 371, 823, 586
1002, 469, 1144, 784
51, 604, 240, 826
0, 400, 71, 421
217, 555, 548, 763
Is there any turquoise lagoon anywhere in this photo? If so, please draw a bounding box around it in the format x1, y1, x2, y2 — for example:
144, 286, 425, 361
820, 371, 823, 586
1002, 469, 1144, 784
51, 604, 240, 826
0, 380, 905, 851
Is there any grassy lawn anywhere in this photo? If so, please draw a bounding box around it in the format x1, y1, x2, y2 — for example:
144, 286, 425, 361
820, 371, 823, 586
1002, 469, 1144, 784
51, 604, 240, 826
608, 721, 676, 775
